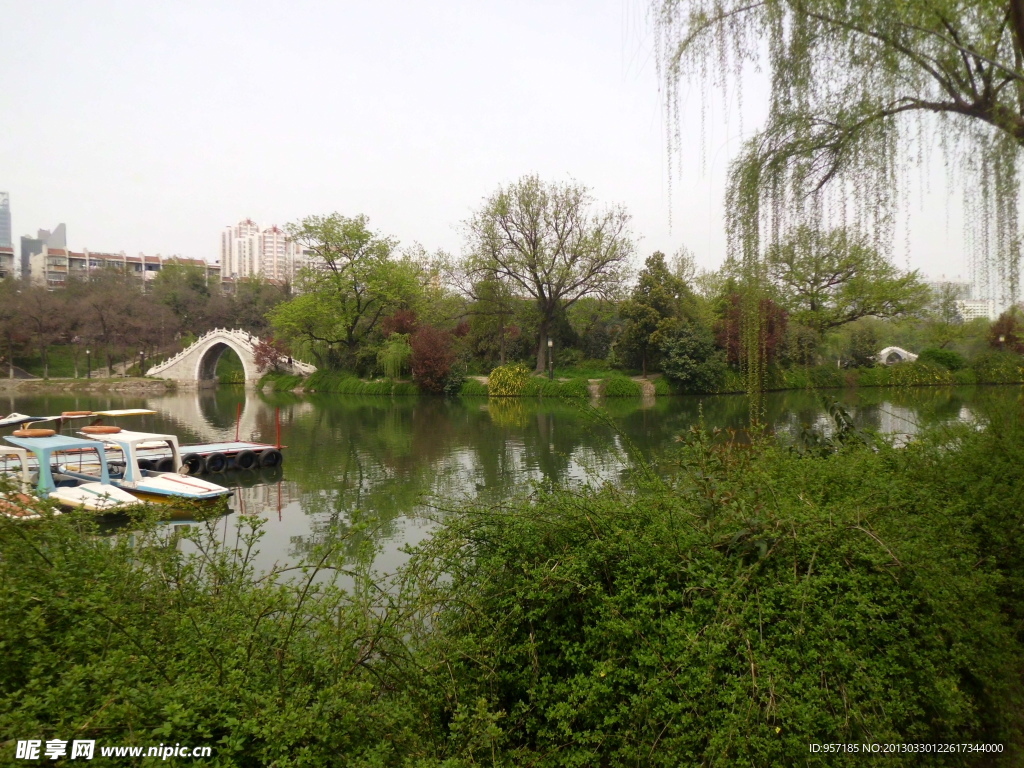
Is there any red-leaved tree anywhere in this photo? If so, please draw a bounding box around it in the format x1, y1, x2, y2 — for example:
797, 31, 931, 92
716, 294, 788, 366
253, 336, 290, 373
381, 309, 418, 337
411, 325, 455, 394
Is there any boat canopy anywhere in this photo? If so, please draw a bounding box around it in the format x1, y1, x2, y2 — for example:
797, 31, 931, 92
83, 430, 182, 482
4, 435, 113, 493
0, 445, 31, 494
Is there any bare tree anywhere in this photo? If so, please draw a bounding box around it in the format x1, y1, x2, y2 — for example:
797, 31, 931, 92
465, 175, 634, 372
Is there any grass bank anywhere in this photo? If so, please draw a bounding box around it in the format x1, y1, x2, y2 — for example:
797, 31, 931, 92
2, 403, 1023, 765
262, 353, 1024, 399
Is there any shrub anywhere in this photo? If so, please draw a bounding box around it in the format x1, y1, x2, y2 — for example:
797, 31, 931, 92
602, 376, 643, 397
459, 378, 489, 397
414, 422, 1024, 766
558, 378, 590, 398
652, 376, 675, 396
411, 325, 456, 394
488, 363, 532, 397
972, 351, 1024, 384
918, 347, 967, 370
380, 309, 418, 336
660, 324, 727, 393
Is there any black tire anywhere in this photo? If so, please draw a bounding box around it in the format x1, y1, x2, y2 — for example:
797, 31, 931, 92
156, 457, 175, 473
182, 453, 206, 475
138, 459, 156, 471
205, 452, 227, 473
235, 449, 257, 470
258, 448, 283, 468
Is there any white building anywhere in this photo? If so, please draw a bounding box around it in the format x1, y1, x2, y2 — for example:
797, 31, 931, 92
220, 219, 305, 283
956, 299, 998, 321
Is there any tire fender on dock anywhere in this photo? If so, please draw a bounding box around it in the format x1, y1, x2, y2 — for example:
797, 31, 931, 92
235, 449, 257, 470
258, 448, 283, 468
182, 454, 206, 475
206, 452, 228, 473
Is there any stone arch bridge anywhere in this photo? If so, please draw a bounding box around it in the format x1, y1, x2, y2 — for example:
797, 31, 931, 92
146, 328, 315, 386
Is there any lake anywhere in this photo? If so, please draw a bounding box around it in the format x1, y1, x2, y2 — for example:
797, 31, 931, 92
2, 385, 1017, 573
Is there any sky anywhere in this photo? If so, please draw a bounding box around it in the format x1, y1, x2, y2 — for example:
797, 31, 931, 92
1, 0, 970, 281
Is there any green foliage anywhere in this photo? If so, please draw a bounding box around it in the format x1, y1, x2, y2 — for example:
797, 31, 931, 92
487, 363, 532, 397
377, 334, 412, 379
652, 376, 676, 396
659, 324, 727, 393
918, 347, 967, 371
0, 510, 431, 766
601, 376, 643, 397
459, 378, 489, 397
302, 370, 419, 396
412, 417, 1024, 765
767, 227, 930, 334
557, 378, 590, 398
972, 351, 1024, 384
270, 213, 422, 371
618, 251, 694, 375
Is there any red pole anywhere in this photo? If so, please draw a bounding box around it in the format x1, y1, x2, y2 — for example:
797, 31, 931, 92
275, 406, 281, 449
234, 402, 242, 442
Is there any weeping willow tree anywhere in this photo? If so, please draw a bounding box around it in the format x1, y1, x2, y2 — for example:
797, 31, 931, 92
653, 0, 1024, 409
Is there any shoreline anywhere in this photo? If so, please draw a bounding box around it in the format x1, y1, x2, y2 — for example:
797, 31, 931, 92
0, 377, 176, 394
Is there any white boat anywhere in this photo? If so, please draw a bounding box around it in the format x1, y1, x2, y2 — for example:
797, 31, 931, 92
78, 429, 232, 504
4, 434, 140, 513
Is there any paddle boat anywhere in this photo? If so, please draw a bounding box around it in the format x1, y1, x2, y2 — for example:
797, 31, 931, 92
4, 432, 140, 513
0, 445, 51, 519
76, 428, 232, 504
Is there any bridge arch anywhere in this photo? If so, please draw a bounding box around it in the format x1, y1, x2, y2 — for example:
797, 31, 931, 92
877, 346, 919, 365
146, 328, 316, 386
194, 337, 259, 383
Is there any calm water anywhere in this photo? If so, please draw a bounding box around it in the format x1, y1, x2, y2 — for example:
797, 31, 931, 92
2, 386, 1018, 572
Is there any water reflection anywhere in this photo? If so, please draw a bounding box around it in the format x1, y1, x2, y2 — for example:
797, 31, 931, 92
4, 385, 1019, 572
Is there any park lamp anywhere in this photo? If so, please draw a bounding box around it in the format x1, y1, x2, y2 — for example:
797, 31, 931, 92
85, 349, 91, 379
547, 338, 554, 380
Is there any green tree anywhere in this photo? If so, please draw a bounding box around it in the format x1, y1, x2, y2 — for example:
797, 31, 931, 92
271, 214, 422, 370
653, 0, 1024, 303
150, 263, 212, 332
766, 227, 930, 334
619, 251, 694, 376
923, 282, 968, 349
466, 175, 634, 372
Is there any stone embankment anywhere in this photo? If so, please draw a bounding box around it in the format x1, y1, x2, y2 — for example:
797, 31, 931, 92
0, 377, 175, 394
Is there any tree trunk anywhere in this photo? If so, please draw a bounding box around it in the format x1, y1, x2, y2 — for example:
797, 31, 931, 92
535, 325, 548, 373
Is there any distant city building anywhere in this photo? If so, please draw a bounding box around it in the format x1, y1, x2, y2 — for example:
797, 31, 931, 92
220, 218, 306, 283
956, 299, 998, 321
24, 242, 219, 290
20, 224, 66, 281
925, 275, 973, 301
0, 192, 11, 248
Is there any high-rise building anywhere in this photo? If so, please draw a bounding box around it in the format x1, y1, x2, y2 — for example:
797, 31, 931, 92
220, 218, 306, 283
0, 192, 11, 248
20, 223, 66, 281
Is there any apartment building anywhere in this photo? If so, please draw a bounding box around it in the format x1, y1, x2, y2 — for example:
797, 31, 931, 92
25, 243, 220, 289
220, 218, 306, 283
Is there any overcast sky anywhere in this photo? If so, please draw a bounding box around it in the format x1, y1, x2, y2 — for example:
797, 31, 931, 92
2, 0, 968, 281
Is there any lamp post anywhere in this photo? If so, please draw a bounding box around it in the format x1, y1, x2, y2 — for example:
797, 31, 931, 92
547, 338, 554, 380
999, 334, 1006, 352
86, 350, 91, 379
139, 350, 145, 377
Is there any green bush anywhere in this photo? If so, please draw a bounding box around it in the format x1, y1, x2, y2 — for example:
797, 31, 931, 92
413, 419, 1024, 766
918, 347, 967, 370
522, 377, 563, 397
601, 376, 643, 397
659, 325, 727, 393
652, 376, 675, 396
558, 378, 590, 398
488, 363, 532, 397
459, 378, 489, 396
972, 351, 1024, 384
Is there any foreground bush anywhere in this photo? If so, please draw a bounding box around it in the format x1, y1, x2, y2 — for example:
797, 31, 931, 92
407, 412, 1024, 766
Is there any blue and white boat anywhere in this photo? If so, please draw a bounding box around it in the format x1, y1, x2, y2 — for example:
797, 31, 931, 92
78, 429, 232, 503
4, 434, 140, 512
